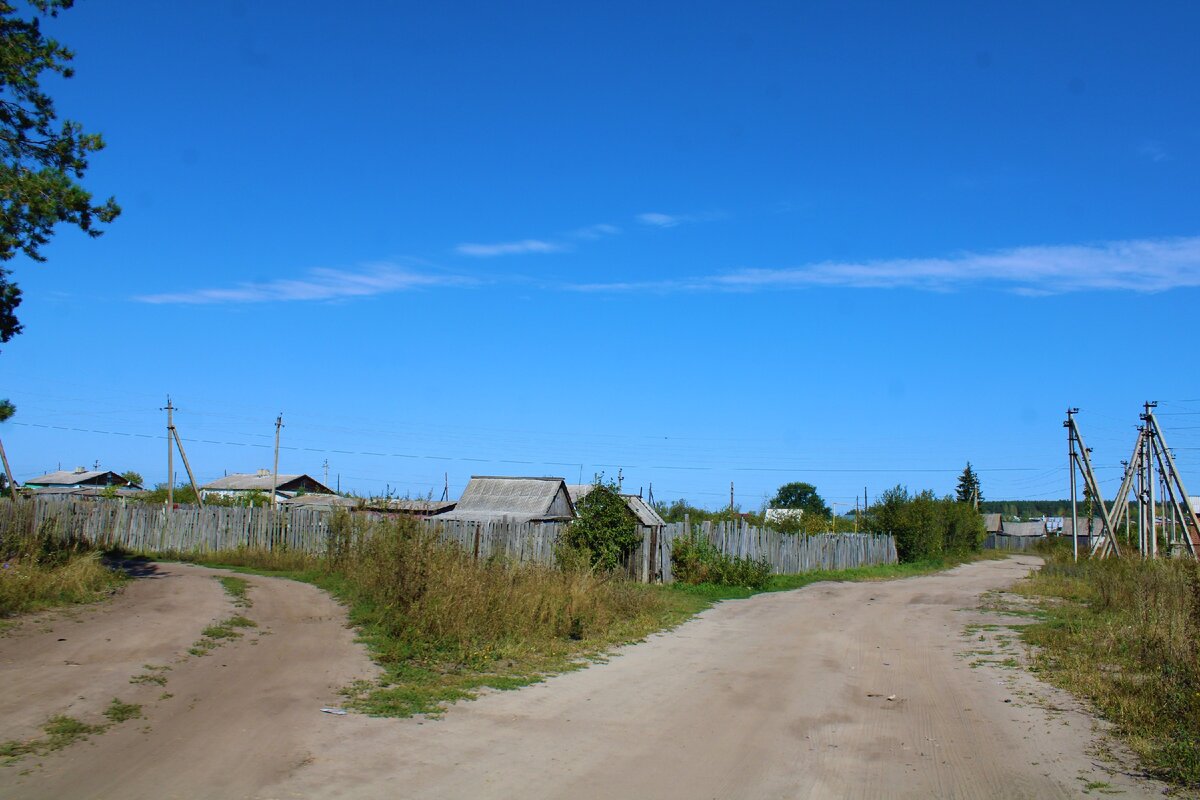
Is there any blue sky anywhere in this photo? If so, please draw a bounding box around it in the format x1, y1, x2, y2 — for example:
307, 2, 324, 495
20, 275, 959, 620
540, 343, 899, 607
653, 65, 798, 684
3, 0, 1199, 509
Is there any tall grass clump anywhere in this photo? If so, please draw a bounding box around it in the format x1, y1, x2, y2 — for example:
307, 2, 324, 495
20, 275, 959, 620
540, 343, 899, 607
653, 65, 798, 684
339, 514, 662, 663
0, 500, 125, 616
1020, 553, 1200, 787
670, 531, 771, 589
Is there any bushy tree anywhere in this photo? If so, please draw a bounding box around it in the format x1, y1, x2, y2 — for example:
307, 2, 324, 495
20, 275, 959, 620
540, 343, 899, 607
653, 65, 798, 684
120, 470, 143, 487
0, 0, 120, 349
560, 482, 639, 571
866, 484, 984, 562
769, 481, 829, 517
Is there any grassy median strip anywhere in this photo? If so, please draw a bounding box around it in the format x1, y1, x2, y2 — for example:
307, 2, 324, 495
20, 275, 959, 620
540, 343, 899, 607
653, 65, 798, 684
172, 521, 996, 719
1017, 554, 1200, 789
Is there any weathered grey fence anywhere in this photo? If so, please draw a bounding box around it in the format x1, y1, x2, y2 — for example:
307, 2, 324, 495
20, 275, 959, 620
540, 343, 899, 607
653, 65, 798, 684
655, 521, 898, 582
1, 498, 898, 582
984, 533, 1044, 552
0, 497, 332, 553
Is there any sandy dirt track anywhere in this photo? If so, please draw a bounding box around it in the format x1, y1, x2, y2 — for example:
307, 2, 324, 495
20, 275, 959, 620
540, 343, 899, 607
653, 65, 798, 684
1, 556, 1168, 799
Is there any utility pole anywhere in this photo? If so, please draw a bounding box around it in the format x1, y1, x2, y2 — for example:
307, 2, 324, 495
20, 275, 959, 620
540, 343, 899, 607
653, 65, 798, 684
323, 458, 330, 489
271, 413, 283, 508
1066, 408, 1079, 562
730, 481, 735, 521
163, 396, 175, 508
0, 434, 17, 500
441, 472, 449, 502
1145, 401, 1158, 558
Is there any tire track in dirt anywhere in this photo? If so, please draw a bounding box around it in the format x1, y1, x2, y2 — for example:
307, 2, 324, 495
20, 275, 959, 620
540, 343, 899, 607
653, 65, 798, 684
0, 562, 378, 800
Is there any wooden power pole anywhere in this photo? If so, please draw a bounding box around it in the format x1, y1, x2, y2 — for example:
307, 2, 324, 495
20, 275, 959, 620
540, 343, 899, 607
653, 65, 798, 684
271, 413, 283, 507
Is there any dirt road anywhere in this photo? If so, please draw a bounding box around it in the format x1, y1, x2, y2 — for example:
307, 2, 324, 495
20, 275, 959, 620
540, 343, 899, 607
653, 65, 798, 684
0, 556, 1166, 799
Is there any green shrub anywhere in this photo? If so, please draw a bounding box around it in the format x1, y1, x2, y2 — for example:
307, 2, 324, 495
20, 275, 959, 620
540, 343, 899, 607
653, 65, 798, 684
865, 485, 984, 562
670, 532, 771, 588
559, 482, 640, 571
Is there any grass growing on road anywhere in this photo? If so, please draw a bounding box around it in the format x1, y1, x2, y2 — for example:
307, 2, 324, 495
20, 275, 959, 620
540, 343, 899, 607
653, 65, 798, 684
1018, 554, 1200, 788
0, 699, 143, 763
217, 575, 251, 607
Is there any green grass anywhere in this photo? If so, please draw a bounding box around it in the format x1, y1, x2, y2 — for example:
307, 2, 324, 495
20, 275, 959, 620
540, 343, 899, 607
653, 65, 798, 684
1018, 554, 1200, 789
0, 714, 107, 762
103, 698, 142, 723
217, 576, 251, 608
0, 551, 127, 618
173, 541, 1001, 719
188, 614, 258, 656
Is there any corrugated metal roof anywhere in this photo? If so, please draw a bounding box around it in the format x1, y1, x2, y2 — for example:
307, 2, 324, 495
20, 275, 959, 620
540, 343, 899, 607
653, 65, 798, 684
432, 476, 573, 523
983, 513, 1002, 533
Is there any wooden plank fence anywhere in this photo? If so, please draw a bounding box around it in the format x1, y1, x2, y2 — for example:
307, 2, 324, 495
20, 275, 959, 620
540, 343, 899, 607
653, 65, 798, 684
1, 498, 898, 582
984, 533, 1046, 552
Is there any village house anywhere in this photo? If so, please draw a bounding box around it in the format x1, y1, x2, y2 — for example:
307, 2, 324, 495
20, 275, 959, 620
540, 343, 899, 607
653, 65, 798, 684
23, 467, 143, 498
430, 476, 575, 523
201, 470, 333, 503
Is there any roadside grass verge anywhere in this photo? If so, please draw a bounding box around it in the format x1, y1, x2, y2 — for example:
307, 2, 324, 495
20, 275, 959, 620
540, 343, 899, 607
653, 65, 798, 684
1, 505, 129, 617
1016, 554, 1200, 789
168, 523, 1003, 718
0, 550, 126, 618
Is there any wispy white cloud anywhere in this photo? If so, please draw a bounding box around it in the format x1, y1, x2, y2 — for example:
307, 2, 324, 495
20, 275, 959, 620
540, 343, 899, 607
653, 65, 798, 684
566, 236, 1200, 295
135, 263, 469, 305
636, 211, 724, 228
570, 223, 621, 240
637, 212, 685, 228
455, 239, 565, 257
1137, 140, 1169, 163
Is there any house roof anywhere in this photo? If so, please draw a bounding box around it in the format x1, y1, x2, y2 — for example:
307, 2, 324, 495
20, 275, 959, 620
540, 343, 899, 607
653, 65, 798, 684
983, 513, 1002, 533
23, 469, 133, 488
279, 494, 360, 510
566, 484, 666, 527
29, 485, 142, 498
1002, 521, 1046, 537
432, 476, 574, 523
623, 494, 666, 527
201, 473, 334, 494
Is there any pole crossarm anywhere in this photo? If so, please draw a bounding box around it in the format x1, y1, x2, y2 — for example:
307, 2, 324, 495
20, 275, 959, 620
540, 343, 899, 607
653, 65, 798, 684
1067, 415, 1122, 558
1145, 410, 1200, 556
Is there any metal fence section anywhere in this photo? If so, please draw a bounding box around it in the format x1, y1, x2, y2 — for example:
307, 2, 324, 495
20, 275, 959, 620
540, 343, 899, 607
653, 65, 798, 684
1, 498, 898, 582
